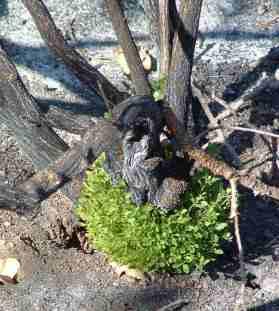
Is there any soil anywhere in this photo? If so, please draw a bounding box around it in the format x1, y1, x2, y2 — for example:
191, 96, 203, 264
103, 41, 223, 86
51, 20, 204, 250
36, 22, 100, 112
1, 0, 279, 310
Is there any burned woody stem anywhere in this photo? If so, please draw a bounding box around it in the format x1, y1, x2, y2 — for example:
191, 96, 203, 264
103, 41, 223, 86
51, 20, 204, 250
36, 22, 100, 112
22, 0, 125, 105
104, 0, 152, 96
159, 0, 172, 77
167, 0, 203, 145
0, 43, 68, 170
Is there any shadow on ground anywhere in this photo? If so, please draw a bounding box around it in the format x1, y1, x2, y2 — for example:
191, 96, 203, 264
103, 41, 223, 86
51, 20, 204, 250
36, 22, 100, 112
247, 298, 279, 310
0, 0, 8, 18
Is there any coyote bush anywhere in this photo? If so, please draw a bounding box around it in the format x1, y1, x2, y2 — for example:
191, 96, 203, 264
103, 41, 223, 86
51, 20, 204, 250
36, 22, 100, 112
76, 154, 231, 273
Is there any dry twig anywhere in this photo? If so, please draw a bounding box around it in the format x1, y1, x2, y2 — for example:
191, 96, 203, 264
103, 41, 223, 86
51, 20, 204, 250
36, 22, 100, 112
230, 179, 245, 311
195, 124, 279, 143
157, 299, 189, 311
216, 73, 268, 121
192, 80, 241, 167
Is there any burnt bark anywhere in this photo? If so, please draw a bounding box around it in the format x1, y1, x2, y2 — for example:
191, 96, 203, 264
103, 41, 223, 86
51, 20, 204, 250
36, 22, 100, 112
166, 0, 203, 145
22, 0, 126, 106
158, 0, 172, 77
104, 0, 152, 96
37, 98, 100, 135
0, 118, 120, 212
0, 44, 68, 170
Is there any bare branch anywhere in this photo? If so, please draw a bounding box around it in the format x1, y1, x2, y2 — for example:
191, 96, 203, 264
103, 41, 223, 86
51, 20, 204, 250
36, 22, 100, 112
224, 125, 279, 139
159, 0, 172, 76
104, 0, 152, 96
215, 73, 268, 121
192, 80, 241, 166
193, 124, 279, 148
22, 0, 126, 106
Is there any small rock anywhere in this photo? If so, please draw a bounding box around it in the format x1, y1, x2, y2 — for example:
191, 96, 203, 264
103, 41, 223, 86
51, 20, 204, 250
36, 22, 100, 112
114, 46, 153, 75
272, 247, 279, 261
44, 77, 61, 91
110, 261, 145, 280
0, 258, 20, 280
274, 68, 279, 80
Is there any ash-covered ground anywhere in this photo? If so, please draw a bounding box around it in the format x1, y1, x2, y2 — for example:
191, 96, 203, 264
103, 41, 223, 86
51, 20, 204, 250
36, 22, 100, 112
1, 0, 279, 310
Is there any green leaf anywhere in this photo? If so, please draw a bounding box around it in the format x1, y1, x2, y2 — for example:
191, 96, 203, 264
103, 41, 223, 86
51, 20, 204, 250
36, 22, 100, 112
215, 223, 228, 231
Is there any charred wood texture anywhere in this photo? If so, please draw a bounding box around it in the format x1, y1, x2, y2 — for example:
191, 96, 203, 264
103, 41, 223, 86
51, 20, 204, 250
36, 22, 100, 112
167, 0, 203, 144
37, 98, 99, 135
105, 0, 152, 96
158, 0, 172, 76
22, 0, 126, 106
0, 117, 121, 212
0, 44, 68, 170
0, 0, 246, 224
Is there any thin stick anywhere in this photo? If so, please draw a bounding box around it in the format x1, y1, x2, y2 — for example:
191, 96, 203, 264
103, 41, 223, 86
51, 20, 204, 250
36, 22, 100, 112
157, 299, 189, 311
226, 125, 279, 139
192, 81, 241, 166
229, 178, 246, 311
230, 178, 244, 271
211, 91, 237, 118
216, 73, 268, 121
193, 125, 279, 145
